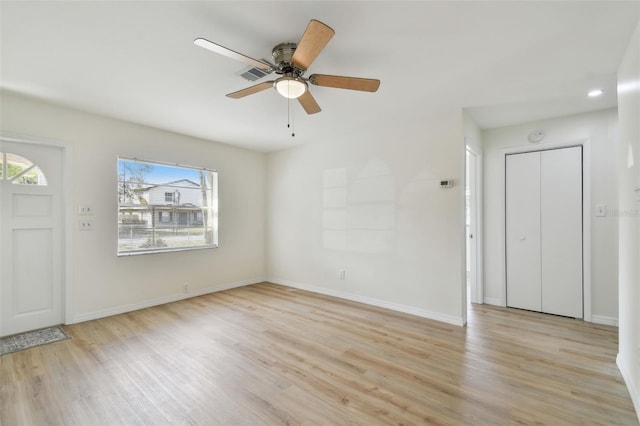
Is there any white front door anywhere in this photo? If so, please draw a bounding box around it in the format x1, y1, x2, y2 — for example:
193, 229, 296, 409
0, 140, 64, 336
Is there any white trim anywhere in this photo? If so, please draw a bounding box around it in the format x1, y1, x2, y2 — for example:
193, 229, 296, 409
498, 139, 592, 321
461, 143, 467, 325
582, 141, 592, 322
466, 146, 484, 305
269, 278, 465, 327
591, 315, 619, 327
72, 277, 265, 324
617, 354, 640, 423
483, 297, 504, 306
0, 132, 75, 327
62, 142, 74, 326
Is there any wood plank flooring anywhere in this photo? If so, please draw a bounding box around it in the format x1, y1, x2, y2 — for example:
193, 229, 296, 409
1, 283, 637, 425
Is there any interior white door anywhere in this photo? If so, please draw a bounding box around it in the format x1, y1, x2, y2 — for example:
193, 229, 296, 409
506, 151, 542, 312
541, 147, 583, 318
466, 148, 481, 304
0, 140, 64, 336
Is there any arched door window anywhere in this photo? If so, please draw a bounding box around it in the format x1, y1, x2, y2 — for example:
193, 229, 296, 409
0, 152, 48, 186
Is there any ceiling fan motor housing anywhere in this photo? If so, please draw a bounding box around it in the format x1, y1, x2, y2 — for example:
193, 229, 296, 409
272, 43, 301, 74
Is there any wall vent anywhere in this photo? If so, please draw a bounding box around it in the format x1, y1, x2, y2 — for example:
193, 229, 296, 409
235, 61, 273, 81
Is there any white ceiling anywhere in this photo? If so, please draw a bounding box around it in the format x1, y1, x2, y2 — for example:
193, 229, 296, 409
1, 1, 638, 152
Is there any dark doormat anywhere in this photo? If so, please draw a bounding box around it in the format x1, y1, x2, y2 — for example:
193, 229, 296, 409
0, 326, 70, 355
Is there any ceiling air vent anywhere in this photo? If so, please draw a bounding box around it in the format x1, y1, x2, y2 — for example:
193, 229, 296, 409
235, 61, 273, 81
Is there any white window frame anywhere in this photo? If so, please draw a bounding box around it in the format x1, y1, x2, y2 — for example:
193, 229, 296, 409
117, 157, 218, 256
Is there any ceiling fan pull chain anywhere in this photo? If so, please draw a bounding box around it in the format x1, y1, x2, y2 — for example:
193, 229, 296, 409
291, 100, 295, 137
286, 97, 295, 137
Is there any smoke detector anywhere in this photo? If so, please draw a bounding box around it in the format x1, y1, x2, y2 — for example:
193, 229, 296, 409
528, 130, 545, 143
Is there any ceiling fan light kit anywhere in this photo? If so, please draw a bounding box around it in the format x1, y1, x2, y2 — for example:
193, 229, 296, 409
194, 19, 380, 115
274, 77, 307, 99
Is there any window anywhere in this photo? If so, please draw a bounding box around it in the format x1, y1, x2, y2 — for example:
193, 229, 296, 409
117, 157, 218, 255
160, 211, 172, 223
0, 152, 47, 186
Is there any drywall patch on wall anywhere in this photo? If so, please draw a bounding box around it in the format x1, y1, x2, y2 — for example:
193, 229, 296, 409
266, 109, 466, 324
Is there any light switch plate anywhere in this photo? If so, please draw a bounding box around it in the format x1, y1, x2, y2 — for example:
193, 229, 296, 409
79, 204, 93, 215
79, 220, 93, 231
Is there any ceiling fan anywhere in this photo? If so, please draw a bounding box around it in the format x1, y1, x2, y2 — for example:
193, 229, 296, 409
194, 19, 380, 114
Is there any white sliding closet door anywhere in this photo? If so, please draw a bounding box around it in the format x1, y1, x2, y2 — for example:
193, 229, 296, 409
506, 151, 542, 312
540, 147, 583, 318
506, 146, 583, 318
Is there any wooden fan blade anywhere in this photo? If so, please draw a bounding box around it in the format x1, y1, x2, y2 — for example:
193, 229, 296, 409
298, 91, 321, 114
226, 81, 274, 99
194, 38, 274, 71
291, 20, 335, 70
309, 74, 380, 92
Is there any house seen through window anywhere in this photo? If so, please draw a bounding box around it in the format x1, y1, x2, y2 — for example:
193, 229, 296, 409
117, 157, 218, 255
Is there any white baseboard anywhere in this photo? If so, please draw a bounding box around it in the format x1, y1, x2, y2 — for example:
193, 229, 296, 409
591, 315, 619, 327
483, 297, 504, 306
479, 301, 618, 327
269, 278, 464, 327
617, 354, 640, 423
71, 277, 265, 324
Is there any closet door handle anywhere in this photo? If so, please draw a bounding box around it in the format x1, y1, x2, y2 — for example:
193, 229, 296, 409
520, 236, 527, 241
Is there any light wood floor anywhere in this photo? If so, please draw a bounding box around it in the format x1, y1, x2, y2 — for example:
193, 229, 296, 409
1, 283, 637, 425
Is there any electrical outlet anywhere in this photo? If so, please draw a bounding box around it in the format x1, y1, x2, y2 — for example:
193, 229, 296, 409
78, 220, 93, 231
182, 283, 189, 293
78, 204, 93, 215
338, 269, 346, 280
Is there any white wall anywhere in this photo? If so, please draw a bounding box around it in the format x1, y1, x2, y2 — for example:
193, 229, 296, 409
463, 110, 483, 154
482, 109, 619, 323
0, 90, 266, 322
266, 109, 467, 325
616, 20, 640, 421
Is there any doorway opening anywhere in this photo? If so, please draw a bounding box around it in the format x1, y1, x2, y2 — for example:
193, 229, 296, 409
466, 147, 482, 306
